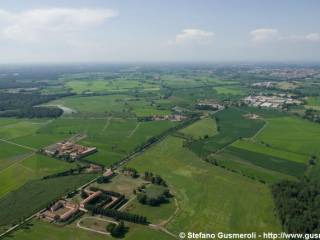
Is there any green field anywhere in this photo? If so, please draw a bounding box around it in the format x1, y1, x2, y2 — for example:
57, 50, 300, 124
0, 124, 76, 199
0, 142, 32, 170
257, 116, 320, 158
65, 79, 159, 94
91, 174, 147, 197
0, 153, 76, 199
232, 139, 307, 163
179, 117, 217, 139
219, 146, 306, 178
214, 86, 247, 95
0, 174, 97, 228
0, 119, 49, 140
125, 197, 176, 224
127, 136, 281, 233
11, 117, 177, 166
46, 95, 171, 117
4, 219, 174, 240
211, 151, 295, 184
307, 96, 320, 106
2, 67, 318, 239
189, 108, 264, 157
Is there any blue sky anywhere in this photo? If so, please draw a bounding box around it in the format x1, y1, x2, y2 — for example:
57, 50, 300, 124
0, 0, 319, 63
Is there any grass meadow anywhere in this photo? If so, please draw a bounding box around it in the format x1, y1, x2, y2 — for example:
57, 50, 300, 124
127, 136, 281, 234
179, 117, 217, 139
257, 116, 320, 158
188, 108, 264, 157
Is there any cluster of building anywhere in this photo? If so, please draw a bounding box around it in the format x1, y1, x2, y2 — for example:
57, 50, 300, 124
196, 100, 224, 111
247, 67, 320, 80
41, 186, 121, 223
151, 114, 187, 122
244, 95, 302, 109
43, 141, 97, 161
251, 81, 276, 88
80, 189, 103, 209
40, 200, 79, 222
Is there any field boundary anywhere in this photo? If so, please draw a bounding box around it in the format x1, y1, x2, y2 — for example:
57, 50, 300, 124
0, 138, 37, 151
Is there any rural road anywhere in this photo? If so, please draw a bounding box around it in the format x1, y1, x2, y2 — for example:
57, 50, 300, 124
76, 216, 119, 235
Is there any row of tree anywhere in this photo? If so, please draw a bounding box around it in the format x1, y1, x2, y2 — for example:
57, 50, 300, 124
0, 92, 71, 111
0, 106, 63, 118
303, 109, 320, 124
87, 205, 148, 224
42, 166, 87, 179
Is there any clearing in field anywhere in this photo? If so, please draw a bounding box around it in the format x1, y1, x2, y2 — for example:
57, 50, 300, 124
179, 117, 217, 139
127, 136, 281, 234
91, 173, 147, 197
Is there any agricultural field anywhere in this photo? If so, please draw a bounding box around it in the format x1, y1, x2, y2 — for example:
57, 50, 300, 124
210, 151, 295, 184
36, 117, 177, 166
214, 86, 247, 95
0, 142, 32, 171
0, 153, 76, 198
127, 136, 281, 234
0, 174, 97, 230
65, 79, 159, 94
306, 96, 320, 110
215, 146, 306, 178
188, 107, 265, 157
257, 116, 320, 158
232, 140, 307, 164
45, 94, 172, 117
0, 119, 49, 140
2, 64, 320, 238
307, 96, 320, 106
179, 117, 217, 139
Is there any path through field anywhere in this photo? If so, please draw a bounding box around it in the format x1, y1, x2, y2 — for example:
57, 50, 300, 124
0, 138, 37, 151
102, 117, 112, 132
127, 122, 141, 138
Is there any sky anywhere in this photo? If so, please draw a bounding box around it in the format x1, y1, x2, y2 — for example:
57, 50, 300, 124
0, 0, 319, 63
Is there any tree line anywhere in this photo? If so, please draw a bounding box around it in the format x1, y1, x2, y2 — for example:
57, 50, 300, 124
272, 179, 320, 234
0, 92, 73, 118
87, 205, 148, 224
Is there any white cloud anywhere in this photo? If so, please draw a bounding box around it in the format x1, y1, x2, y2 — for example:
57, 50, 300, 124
250, 28, 320, 43
0, 8, 118, 42
250, 28, 279, 43
305, 33, 320, 42
170, 28, 214, 45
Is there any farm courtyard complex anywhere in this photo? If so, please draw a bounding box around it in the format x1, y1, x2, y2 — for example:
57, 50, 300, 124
0, 63, 320, 239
